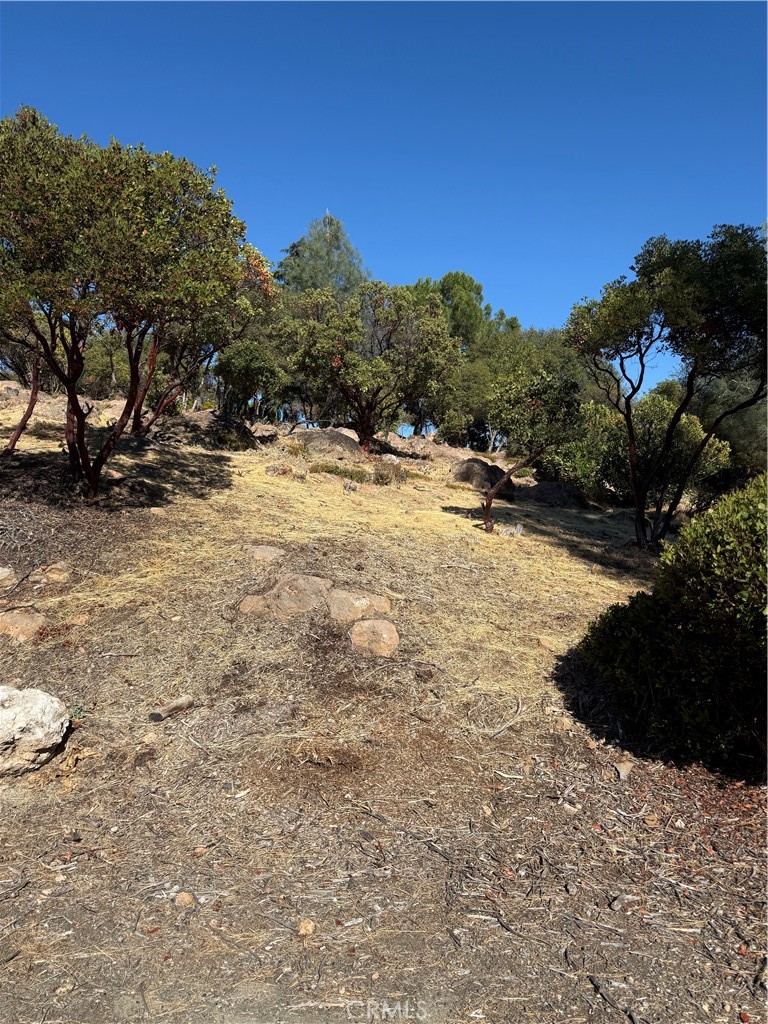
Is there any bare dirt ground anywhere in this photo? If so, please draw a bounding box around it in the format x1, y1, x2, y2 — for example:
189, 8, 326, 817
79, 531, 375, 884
0, 403, 765, 1024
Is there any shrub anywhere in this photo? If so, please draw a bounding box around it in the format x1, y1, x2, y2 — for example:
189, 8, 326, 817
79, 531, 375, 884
372, 460, 409, 486
577, 476, 767, 778
308, 461, 369, 484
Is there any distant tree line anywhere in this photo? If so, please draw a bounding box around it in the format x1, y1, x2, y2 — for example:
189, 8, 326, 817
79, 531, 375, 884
1, 107, 765, 548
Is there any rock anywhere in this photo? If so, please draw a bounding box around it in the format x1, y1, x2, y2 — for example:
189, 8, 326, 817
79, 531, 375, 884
239, 594, 269, 616
175, 891, 196, 909
240, 574, 333, 621
244, 544, 285, 563
537, 635, 563, 654
29, 562, 72, 586
350, 619, 400, 658
0, 685, 69, 776
297, 918, 316, 937
381, 453, 399, 464
328, 588, 392, 625
248, 422, 279, 444
269, 574, 332, 620
301, 428, 366, 463
334, 427, 360, 442
0, 567, 18, 592
0, 609, 45, 642
452, 458, 516, 499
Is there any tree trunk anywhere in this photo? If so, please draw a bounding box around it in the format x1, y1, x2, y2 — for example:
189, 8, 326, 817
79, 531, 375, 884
131, 335, 159, 434
65, 394, 83, 482
2, 355, 41, 456
481, 457, 531, 532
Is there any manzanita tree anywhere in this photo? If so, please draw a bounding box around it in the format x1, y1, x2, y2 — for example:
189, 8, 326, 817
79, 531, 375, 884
481, 369, 582, 531
289, 282, 460, 449
0, 107, 267, 494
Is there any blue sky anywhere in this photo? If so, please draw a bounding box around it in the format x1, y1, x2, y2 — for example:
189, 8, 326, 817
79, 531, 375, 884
1, 2, 765, 387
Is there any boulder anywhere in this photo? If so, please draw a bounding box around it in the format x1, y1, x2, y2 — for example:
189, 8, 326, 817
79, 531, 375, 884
0, 685, 69, 777
244, 544, 285, 563
334, 427, 360, 443
327, 588, 392, 625
350, 619, 400, 658
0, 609, 45, 642
248, 422, 279, 444
452, 458, 516, 500
301, 428, 366, 463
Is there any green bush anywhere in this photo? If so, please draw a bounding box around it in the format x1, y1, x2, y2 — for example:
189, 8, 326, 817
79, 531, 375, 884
578, 476, 767, 777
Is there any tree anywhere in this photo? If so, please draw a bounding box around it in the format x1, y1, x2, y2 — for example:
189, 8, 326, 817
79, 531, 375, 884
275, 213, 369, 296
0, 108, 254, 494
692, 372, 767, 476
600, 391, 731, 508
565, 225, 767, 547
480, 368, 582, 531
290, 282, 460, 450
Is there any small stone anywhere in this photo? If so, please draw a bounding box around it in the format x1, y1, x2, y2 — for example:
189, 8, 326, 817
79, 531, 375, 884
29, 562, 72, 586
175, 891, 196, 909
537, 635, 562, 654
615, 761, 634, 781
350, 619, 400, 658
243, 544, 285, 562
0, 609, 45, 642
328, 588, 390, 624
269, 574, 332, 620
0, 685, 70, 777
297, 918, 316, 937
239, 595, 269, 616
0, 567, 17, 592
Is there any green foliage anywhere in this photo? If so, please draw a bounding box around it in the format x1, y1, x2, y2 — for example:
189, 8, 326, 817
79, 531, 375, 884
215, 338, 287, 420
275, 213, 369, 296
288, 282, 460, 448
0, 107, 248, 492
578, 477, 767, 777
693, 374, 767, 475
81, 328, 132, 399
565, 224, 766, 545
600, 392, 731, 505
539, 400, 616, 498
491, 368, 582, 462
656, 475, 767, 633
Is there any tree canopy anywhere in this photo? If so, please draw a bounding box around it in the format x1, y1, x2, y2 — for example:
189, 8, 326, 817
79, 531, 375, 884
275, 213, 369, 297
0, 107, 261, 492
566, 224, 766, 547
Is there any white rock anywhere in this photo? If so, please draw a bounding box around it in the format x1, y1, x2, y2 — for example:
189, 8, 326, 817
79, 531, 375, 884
0, 686, 70, 777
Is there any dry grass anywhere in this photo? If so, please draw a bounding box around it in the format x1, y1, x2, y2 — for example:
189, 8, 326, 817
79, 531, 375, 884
0, 407, 764, 1024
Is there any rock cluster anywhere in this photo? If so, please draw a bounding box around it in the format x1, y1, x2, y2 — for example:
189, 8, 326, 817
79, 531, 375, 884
240, 573, 399, 657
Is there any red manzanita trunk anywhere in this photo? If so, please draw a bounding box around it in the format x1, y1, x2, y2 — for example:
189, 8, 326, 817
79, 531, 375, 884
2, 355, 41, 457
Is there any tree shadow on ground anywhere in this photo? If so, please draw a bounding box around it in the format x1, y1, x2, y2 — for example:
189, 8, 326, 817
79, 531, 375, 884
552, 645, 765, 784
0, 433, 234, 509
440, 497, 656, 582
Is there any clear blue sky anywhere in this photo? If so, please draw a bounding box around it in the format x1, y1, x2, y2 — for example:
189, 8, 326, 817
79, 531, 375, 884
1, 1, 765, 386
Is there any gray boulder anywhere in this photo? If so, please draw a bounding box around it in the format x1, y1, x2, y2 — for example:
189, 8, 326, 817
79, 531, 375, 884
0, 686, 70, 777
301, 428, 366, 463
452, 458, 516, 500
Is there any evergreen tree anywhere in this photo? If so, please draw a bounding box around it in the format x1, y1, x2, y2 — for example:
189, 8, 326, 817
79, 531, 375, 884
275, 213, 369, 296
